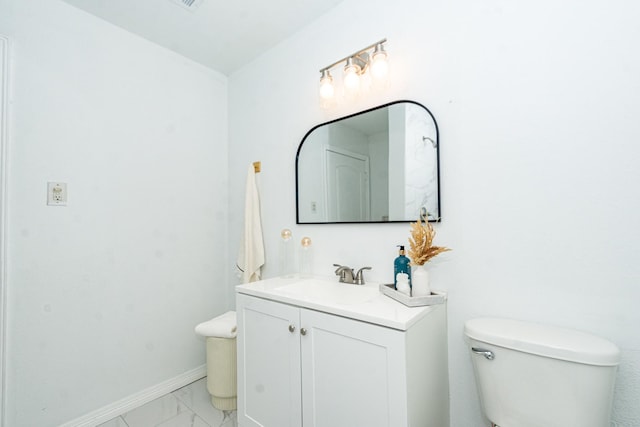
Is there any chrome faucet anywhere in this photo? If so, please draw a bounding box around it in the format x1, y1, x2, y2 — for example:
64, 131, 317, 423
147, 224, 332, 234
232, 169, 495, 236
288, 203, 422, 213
333, 264, 355, 283
333, 264, 372, 285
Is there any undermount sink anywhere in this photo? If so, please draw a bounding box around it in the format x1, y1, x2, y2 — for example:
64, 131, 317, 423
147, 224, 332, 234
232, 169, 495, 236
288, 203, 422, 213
275, 278, 380, 305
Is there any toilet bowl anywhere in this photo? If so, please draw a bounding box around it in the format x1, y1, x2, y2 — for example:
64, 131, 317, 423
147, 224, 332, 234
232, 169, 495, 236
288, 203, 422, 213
464, 317, 620, 427
195, 311, 238, 411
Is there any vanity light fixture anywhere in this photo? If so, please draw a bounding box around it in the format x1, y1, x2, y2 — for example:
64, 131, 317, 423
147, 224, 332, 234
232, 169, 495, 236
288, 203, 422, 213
342, 57, 362, 93
318, 38, 389, 104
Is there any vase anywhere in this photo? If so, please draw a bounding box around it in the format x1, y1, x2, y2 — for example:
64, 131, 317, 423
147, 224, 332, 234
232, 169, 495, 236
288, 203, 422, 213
279, 234, 294, 277
411, 265, 431, 297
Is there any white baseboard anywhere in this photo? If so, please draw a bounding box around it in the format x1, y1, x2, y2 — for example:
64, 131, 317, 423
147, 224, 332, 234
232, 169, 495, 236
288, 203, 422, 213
59, 365, 207, 427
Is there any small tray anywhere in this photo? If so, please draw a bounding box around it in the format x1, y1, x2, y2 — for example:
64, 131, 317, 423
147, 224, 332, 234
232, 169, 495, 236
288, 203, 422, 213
379, 283, 447, 307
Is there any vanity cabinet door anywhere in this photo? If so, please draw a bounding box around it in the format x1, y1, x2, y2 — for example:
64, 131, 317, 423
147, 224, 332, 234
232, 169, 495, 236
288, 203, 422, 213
237, 294, 302, 427
237, 294, 430, 427
300, 308, 408, 427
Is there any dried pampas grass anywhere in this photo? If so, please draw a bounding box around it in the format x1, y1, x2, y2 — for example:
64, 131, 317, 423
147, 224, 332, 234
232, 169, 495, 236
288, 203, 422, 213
408, 216, 451, 266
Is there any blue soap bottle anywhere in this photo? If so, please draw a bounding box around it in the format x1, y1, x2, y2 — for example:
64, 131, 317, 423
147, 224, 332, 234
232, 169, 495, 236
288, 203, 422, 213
394, 245, 411, 290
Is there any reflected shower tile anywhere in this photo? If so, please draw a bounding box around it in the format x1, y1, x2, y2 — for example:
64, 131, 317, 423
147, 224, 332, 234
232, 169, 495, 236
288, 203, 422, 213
122, 393, 188, 427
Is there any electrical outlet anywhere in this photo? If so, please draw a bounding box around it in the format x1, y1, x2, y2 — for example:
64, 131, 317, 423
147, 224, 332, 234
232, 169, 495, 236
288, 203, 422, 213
47, 182, 67, 206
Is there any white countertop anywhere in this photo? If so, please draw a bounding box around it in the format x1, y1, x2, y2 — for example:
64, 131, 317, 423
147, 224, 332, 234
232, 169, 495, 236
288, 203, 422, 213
235, 275, 445, 331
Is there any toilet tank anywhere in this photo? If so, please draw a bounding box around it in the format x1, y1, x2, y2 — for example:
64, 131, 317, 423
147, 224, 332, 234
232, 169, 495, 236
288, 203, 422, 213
464, 318, 620, 427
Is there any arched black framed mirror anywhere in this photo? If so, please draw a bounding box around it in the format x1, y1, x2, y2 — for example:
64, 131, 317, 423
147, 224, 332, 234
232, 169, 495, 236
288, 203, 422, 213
296, 100, 440, 224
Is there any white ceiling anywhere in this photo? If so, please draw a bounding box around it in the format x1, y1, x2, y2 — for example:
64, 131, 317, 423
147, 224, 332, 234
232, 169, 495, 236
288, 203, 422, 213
60, 0, 345, 75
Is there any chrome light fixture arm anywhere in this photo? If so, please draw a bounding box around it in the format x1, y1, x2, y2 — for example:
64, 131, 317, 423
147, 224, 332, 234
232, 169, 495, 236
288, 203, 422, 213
319, 38, 387, 74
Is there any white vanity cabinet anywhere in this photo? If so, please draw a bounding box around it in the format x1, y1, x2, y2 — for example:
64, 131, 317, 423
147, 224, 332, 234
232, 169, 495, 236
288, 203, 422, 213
236, 287, 449, 427
236, 294, 302, 427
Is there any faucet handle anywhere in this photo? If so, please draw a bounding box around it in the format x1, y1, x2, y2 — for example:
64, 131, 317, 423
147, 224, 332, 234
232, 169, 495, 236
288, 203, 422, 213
355, 267, 372, 285
333, 264, 354, 283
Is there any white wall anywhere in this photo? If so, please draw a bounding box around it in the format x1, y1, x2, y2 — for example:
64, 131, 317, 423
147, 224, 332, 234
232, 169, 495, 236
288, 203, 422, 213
0, 1, 229, 425
228, 0, 640, 425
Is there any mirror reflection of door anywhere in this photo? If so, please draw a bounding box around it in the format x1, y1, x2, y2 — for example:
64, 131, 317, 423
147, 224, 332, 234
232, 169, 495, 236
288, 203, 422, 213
325, 146, 370, 222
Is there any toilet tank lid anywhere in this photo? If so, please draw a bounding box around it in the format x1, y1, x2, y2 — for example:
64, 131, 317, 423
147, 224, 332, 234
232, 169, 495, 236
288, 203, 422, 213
464, 318, 620, 366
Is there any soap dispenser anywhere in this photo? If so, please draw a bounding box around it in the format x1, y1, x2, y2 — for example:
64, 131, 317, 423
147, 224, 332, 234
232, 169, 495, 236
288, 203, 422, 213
394, 245, 411, 290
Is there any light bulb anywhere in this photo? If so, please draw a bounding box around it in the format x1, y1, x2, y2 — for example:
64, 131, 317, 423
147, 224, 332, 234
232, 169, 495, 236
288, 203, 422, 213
301, 237, 312, 247
318, 70, 334, 100
370, 52, 389, 80
370, 44, 389, 81
343, 58, 361, 92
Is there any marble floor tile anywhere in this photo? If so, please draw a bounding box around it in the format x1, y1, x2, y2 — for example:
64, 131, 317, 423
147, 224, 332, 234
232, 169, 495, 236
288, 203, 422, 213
219, 411, 237, 427
98, 377, 238, 427
172, 378, 225, 427
156, 410, 210, 427
122, 392, 189, 427
96, 416, 128, 427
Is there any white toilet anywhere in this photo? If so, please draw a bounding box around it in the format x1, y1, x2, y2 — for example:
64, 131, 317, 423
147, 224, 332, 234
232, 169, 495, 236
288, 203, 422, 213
464, 317, 620, 427
195, 311, 238, 412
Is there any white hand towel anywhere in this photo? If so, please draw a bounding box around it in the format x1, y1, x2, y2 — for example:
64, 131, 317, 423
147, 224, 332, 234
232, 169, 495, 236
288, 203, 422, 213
194, 311, 237, 338
236, 164, 265, 283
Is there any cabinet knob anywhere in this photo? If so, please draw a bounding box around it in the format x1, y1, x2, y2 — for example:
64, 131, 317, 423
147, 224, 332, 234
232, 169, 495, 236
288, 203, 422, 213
288, 324, 296, 333
300, 328, 307, 336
